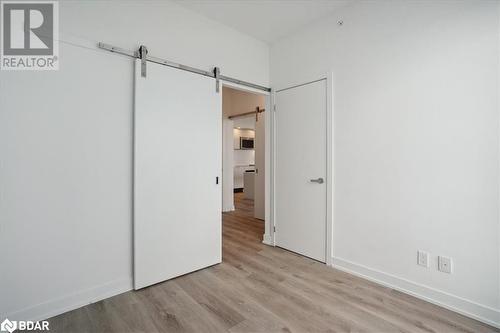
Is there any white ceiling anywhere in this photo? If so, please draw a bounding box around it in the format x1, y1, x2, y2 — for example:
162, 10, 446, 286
174, 0, 352, 44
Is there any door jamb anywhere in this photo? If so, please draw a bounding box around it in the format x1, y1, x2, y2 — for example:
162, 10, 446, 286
220, 80, 274, 245
326, 72, 334, 267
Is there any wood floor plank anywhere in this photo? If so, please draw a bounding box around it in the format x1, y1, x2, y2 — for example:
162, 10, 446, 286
46, 193, 499, 333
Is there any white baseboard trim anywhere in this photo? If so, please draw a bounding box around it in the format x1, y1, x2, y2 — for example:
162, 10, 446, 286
5, 277, 133, 322
262, 233, 273, 246
222, 205, 235, 213
332, 257, 500, 329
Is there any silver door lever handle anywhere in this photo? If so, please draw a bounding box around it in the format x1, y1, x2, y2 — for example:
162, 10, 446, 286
310, 178, 324, 184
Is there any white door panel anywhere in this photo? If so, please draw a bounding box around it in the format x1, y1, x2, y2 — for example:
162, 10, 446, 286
134, 60, 222, 289
275, 80, 327, 262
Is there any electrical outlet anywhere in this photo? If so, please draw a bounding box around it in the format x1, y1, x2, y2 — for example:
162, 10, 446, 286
438, 256, 452, 273
417, 251, 429, 268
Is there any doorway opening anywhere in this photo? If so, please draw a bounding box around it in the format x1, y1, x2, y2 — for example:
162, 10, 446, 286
221, 85, 269, 253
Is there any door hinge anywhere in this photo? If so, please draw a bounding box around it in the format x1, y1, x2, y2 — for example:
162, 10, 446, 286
216, 176, 219, 185
273, 226, 276, 232
273, 105, 276, 112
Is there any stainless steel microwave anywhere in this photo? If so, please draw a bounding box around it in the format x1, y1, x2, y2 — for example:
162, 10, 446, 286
240, 137, 254, 149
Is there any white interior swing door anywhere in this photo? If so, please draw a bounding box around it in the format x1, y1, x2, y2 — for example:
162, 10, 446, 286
134, 60, 222, 290
275, 79, 327, 263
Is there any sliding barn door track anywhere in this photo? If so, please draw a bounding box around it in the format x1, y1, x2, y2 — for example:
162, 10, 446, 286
98, 42, 271, 93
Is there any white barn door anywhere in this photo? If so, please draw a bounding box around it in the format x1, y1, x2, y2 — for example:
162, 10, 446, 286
134, 60, 222, 289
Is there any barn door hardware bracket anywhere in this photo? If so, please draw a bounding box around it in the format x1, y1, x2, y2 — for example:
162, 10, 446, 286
139, 45, 148, 77
213, 67, 221, 93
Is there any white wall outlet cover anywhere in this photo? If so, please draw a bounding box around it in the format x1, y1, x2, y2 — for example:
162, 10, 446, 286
417, 250, 429, 268
438, 256, 453, 273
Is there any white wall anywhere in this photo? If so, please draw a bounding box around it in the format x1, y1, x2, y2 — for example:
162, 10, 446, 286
233, 116, 256, 130
271, 0, 500, 326
0, 0, 268, 322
